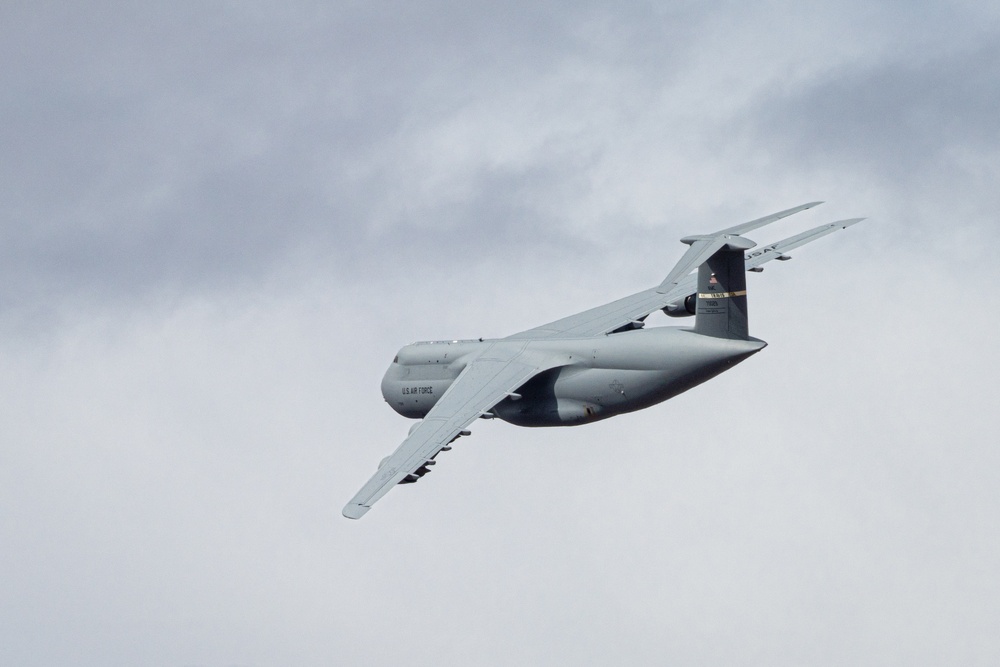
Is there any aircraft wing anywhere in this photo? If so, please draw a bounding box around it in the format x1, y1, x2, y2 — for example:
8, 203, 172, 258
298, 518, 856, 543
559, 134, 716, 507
505, 214, 864, 340
343, 342, 564, 519
655, 201, 822, 290
744, 218, 865, 270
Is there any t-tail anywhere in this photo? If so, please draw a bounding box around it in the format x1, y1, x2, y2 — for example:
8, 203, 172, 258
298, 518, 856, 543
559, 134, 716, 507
655, 203, 823, 341
693, 238, 753, 340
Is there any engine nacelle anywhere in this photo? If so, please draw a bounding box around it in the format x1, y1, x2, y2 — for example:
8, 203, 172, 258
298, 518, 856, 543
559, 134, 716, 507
493, 398, 600, 427
663, 294, 696, 317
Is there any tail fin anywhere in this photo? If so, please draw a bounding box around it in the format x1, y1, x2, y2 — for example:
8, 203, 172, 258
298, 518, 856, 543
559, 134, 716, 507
694, 245, 749, 340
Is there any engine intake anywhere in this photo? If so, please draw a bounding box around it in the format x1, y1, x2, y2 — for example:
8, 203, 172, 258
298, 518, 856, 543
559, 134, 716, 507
663, 294, 697, 317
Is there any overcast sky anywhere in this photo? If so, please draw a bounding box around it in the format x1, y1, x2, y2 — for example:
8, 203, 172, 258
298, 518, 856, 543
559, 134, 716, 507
2, 2, 999, 665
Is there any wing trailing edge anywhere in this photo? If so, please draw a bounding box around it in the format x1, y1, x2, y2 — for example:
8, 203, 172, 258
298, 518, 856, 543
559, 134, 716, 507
504, 208, 864, 341
343, 344, 566, 519
655, 202, 822, 293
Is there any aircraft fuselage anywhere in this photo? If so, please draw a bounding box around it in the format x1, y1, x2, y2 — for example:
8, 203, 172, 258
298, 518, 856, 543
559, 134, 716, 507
381, 327, 766, 427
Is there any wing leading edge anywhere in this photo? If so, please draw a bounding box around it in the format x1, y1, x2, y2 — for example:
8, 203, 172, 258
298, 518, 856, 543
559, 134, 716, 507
343, 342, 566, 519
344, 207, 865, 519
506, 209, 864, 341
656, 201, 822, 291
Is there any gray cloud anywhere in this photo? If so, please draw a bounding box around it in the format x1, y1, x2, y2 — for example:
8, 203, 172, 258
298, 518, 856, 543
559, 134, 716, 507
0, 2, 726, 317
749, 37, 1000, 187
2, 2, 999, 665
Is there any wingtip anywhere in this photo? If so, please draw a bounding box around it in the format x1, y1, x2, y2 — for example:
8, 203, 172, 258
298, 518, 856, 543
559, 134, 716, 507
342, 503, 369, 520
837, 217, 866, 228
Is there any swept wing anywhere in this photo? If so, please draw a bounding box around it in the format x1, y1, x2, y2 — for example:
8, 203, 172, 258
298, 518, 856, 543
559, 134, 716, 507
343, 342, 565, 519
657, 201, 821, 290
506, 211, 863, 340
344, 210, 864, 518
744, 218, 865, 270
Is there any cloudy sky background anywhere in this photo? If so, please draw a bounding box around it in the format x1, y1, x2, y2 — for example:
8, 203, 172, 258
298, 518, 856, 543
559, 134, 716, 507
2, 2, 999, 664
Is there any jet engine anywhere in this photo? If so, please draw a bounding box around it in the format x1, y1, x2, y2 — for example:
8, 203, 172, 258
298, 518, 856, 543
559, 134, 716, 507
663, 294, 696, 317
493, 398, 600, 426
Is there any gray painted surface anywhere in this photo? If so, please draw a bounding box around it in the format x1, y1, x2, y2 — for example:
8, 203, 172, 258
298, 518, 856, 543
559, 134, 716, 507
5, 6, 998, 663
345, 209, 856, 519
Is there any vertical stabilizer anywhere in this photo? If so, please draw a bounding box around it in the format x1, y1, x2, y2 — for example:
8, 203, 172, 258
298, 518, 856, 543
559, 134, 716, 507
694, 245, 750, 340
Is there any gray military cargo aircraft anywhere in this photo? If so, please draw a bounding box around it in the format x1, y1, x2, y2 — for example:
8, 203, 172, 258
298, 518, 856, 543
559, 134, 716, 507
344, 203, 863, 519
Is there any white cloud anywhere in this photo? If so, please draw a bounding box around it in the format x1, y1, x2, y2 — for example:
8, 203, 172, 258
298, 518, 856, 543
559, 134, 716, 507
2, 2, 999, 664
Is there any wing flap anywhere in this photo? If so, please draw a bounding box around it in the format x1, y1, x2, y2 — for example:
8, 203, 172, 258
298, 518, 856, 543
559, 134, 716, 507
716, 201, 822, 236
744, 218, 865, 270
656, 202, 822, 292
505, 285, 690, 340
343, 343, 562, 519
505, 214, 863, 340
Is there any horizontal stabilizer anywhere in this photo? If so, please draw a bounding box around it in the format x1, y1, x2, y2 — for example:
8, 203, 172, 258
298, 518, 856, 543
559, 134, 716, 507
657, 234, 755, 293
656, 202, 822, 293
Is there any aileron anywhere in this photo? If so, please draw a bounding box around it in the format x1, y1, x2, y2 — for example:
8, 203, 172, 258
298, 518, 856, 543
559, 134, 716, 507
343, 202, 864, 519
343, 343, 566, 519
